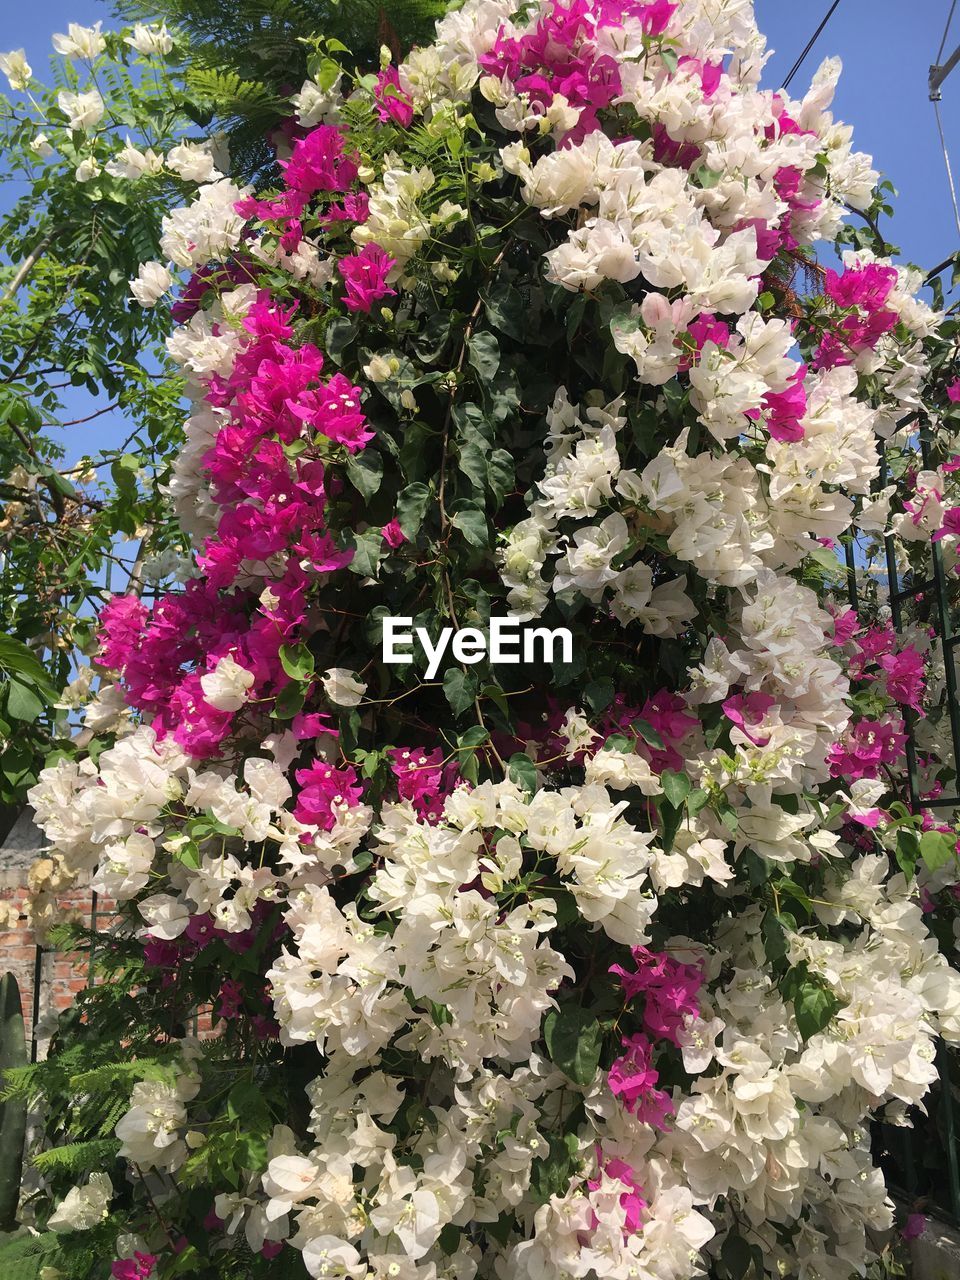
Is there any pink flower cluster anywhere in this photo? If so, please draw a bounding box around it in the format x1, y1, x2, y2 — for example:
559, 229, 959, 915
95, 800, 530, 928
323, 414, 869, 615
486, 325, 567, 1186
601, 691, 700, 775
607, 1032, 674, 1127
839, 615, 927, 713
587, 1154, 647, 1236
294, 760, 364, 830
605, 948, 703, 1132
338, 244, 396, 313
610, 945, 703, 1045
478, 0, 678, 145
722, 690, 776, 746
201, 296, 368, 574
389, 747, 461, 823
111, 1255, 157, 1280
98, 288, 377, 756
828, 717, 907, 782
98, 564, 312, 757
375, 66, 414, 128
816, 263, 900, 369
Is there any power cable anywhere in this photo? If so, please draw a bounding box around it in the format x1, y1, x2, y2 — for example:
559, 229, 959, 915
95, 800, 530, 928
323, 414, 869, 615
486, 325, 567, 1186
938, 0, 959, 65
781, 0, 843, 92
931, 0, 960, 242
934, 96, 960, 240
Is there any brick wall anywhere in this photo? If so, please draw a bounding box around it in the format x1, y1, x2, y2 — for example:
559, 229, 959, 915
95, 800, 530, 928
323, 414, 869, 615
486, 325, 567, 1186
0, 810, 118, 1056
0, 882, 116, 1055
0, 810, 220, 1052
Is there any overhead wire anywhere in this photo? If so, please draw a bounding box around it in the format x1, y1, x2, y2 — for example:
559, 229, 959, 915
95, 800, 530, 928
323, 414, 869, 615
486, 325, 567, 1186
932, 0, 960, 242
934, 98, 960, 240
937, 0, 958, 65
780, 0, 843, 92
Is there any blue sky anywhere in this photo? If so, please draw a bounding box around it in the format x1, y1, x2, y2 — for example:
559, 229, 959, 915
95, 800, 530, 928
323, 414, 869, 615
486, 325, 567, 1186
4, 0, 960, 472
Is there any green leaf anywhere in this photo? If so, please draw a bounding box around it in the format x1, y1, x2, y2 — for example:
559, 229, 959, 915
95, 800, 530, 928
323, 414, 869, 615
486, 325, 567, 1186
792, 978, 841, 1042
396, 481, 431, 538
660, 769, 691, 808
583, 677, 614, 713
0, 636, 51, 685
660, 45, 679, 74
443, 668, 478, 716
325, 315, 357, 364
508, 752, 538, 795
450, 502, 488, 548
457, 439, 488, 494
438, 1224, 461, 1255
895, 827, 920, 877
686, 788, 710, 817
776, 876, 813, 915
271, 682, 305, 720
761, 909, 795, 966
278, 643, 314, 682
530, 1133, 580, 1205
482, 283, 526, 339
543, 1006, 602, 1086
348, 528, 384, 579
467, 331, 500, 381
720, 1232, 755, 1280
919, 829, 957, 873
631, 717, 665, 751
345, 449, 383, 500
486, 449, 515, 507
6, 678, 45, 724
658, 799, 684, 854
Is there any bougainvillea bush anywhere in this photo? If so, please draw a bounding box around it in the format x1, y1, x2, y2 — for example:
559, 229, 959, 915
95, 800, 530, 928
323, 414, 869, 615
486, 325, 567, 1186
11, 0, 960, 1276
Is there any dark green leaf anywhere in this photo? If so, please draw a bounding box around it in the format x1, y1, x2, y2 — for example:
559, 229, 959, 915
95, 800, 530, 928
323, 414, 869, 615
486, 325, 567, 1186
443, 668, 478, 716
278, 643, 314, 682
467, 331, 500, 381
396, 481, 432, 538
543, 1006, 602, 1086
508, 752, 538, 794
660, 769, 691, 808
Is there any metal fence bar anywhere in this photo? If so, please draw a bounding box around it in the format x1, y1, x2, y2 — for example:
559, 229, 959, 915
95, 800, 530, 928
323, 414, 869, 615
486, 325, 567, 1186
939, 1042, 960, 1222
880, 438, 923, 810
29, 943, 42, 1065
874, 414, 960, 1222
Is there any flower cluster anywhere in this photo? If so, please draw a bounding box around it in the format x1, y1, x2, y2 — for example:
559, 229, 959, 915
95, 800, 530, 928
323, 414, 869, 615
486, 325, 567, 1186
20, 2, 960, 1279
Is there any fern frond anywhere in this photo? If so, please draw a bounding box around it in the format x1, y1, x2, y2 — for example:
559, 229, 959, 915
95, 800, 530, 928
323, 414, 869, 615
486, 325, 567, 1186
32, 1139, 120, 1177
112, 0, 450, 181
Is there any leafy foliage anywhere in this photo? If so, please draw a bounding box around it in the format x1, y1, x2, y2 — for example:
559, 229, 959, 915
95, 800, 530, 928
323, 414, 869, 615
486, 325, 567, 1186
114, 0, 449, 180
0, 30, 198, 816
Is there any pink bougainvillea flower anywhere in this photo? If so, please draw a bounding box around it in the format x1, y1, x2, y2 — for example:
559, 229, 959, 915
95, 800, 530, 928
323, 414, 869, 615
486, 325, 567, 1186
587, 1154, 647, 1236
607, 1032, 675, 1127
374, 66, 414, 127
901, 1214, 927, 1241
111, 1254, 157, 1280
293, 761, 364, 830
763, 365, 807, 442
279, 124, 358, 197
722, 690, 776, 746
933, 507, 960, 542
389, 746, 461, 823
832, 607, 860, 646
338, 244, 397, 313
610, 946, 703, 1044
381, 518, 406, 548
